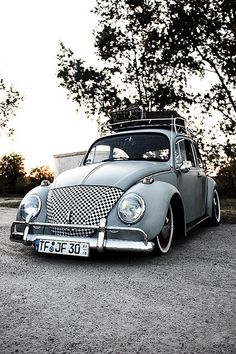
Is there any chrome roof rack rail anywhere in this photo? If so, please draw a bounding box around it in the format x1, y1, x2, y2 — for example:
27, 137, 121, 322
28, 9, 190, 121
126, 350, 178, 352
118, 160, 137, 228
103, 107, 190, 135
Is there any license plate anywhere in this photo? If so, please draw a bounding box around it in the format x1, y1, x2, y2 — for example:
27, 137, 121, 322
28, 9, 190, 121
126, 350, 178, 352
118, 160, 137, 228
34, 239, 89, 257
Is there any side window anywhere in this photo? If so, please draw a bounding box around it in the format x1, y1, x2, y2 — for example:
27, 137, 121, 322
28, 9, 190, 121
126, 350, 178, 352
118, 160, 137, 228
175, 141, 182, 166
175, 139, 196, 168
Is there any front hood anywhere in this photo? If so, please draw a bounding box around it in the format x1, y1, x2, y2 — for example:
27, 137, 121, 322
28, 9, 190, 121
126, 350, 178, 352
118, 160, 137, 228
53, 161, 171, 191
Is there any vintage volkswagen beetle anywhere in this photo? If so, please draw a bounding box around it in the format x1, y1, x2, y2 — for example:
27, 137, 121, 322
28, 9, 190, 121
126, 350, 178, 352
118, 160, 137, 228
10, 109, 220, 257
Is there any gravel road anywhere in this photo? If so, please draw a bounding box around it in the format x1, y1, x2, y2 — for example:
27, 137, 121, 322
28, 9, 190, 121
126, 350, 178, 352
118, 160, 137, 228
0, 207, 235, 354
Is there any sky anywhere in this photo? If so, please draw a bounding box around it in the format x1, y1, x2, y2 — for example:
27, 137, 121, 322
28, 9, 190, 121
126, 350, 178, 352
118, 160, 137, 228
0, 0, 227, 175
0, 0, 100, 172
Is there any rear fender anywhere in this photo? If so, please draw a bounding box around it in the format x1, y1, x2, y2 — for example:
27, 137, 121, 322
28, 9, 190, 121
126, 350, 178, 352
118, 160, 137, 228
206, 177, 217, 217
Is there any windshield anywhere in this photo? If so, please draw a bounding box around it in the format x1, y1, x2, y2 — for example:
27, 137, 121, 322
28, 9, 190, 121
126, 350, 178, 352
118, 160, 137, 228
84, 132, 170, 165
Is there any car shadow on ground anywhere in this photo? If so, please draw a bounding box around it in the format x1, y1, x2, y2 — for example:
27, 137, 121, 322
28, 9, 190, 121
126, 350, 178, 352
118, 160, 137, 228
28, 223, 211, 267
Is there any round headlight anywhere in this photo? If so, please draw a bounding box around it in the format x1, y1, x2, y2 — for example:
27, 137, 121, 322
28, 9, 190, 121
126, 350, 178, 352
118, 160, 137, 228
20, 194, 41, 221
118, 193, 145, 224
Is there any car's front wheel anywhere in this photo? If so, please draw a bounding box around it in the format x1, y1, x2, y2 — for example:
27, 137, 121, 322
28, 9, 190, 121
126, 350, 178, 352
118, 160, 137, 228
155, 204, 174, 255
210, 189, 221, 226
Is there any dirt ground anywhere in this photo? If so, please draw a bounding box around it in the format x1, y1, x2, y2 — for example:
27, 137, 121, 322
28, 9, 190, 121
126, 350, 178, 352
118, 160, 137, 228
0, 207, 235, 354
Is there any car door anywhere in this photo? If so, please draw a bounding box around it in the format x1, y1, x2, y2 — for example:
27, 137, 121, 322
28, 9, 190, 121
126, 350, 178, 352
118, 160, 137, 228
175, 138, 207, 224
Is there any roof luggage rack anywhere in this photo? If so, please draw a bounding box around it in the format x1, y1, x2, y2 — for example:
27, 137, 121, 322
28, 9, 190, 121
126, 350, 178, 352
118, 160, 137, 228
105, 106, 188, 134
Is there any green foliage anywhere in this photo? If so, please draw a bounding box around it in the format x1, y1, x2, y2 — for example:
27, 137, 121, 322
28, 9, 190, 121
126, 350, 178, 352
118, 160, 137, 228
57, 0, 236, 165
0, 78, 23, 136
28, 166, 54, 188
57, 43, 127, 125
93, 0, 195, 111
216, 148, 236, 197
156, 0, 236, 164
0, 153, 26, 193
57, 1, 194, 120
0, 154, 54, 194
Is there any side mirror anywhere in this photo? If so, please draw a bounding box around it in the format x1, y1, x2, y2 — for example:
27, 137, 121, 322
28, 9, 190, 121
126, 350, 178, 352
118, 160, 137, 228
84, 159, 92, 165
180, 162, 190, 173
176, 162, 190, 173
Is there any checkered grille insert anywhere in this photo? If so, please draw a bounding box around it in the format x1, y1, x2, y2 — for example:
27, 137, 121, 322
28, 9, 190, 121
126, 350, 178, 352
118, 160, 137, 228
47, 185, 123, 237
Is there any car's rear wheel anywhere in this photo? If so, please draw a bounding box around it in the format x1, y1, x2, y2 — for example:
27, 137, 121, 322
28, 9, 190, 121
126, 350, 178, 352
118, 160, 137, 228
210, 189, 221, 225
155, 204, 174, 255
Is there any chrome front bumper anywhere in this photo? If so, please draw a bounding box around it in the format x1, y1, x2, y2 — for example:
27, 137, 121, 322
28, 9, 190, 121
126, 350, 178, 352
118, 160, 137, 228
10, 218, 155, 253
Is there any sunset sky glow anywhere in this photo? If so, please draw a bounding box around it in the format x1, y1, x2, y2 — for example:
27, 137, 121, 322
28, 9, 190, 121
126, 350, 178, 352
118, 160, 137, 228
0, 0, 99, 172
0, 0, 223, 174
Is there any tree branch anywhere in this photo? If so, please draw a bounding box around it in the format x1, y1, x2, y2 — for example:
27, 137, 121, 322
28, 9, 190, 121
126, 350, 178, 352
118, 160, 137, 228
196, 47, 236, 113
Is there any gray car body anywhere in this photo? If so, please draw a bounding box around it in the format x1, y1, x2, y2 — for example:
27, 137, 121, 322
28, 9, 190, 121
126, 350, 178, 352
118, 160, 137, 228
13, 128, 216, 242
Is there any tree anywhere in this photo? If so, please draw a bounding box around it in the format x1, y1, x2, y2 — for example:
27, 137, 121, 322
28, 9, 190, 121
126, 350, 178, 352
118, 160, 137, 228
161, 1, 235, 120
57, 1, 193, 121
155, 0, 236, 162
57, 43, 129, 125
0, 78, 23, 136
0, 153, 25, 192
29, 166, 54, 188
216, 145, 236, 196
57, 0, 236, 163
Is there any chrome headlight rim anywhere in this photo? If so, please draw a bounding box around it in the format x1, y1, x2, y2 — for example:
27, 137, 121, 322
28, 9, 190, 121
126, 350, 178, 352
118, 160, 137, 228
118, 193, 145, 224
20, 194, 42, 221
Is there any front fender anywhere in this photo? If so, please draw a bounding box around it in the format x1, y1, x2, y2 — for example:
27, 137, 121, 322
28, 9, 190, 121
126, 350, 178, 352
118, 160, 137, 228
107, 181, 181, 241
15, 185, 51, 234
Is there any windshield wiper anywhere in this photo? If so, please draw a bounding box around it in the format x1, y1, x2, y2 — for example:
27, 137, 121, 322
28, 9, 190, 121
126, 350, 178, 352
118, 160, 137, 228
101, 157, 130, 163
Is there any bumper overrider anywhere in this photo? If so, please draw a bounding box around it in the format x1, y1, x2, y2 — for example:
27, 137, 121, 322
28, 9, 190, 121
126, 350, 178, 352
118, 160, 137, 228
10, 217, 155, 256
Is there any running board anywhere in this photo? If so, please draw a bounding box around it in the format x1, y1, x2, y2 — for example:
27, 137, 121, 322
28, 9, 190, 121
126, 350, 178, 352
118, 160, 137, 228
187, 216, 210, 233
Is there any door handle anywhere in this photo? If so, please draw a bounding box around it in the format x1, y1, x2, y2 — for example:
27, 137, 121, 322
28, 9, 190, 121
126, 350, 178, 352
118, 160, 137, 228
197, 172, 204, 177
